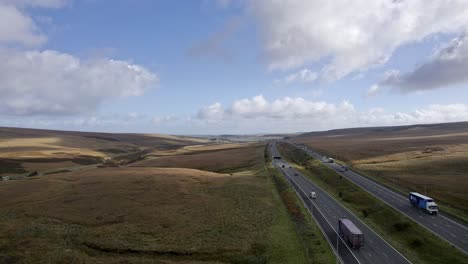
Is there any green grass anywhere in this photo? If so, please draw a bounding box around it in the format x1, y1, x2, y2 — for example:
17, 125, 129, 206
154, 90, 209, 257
264, 147, 335, 264
352, 166, 468, 225
300, 148, 468, 225
277, 142, 468, 264
296, 139, 468, 223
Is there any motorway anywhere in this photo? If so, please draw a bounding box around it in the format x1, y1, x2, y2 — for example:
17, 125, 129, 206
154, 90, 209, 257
270, 142, 411, 264
288, 141, 468, 255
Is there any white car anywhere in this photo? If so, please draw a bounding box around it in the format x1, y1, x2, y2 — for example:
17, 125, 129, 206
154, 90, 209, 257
310, 191, 317, 199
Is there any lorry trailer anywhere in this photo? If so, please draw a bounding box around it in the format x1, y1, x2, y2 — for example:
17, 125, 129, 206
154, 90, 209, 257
338, 218, 364, 249
409, 192, 438, 215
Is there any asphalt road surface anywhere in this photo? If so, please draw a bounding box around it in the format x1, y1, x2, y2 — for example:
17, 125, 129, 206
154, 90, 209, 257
288, 141, 468, 255
270, 142, 411, 264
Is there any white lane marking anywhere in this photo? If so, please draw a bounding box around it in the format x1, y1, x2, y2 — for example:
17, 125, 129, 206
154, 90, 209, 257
382, 253, 388, 257
450, 233, 457, 238
283, 143, 468, 255
281, 168, 360, 264
440, 214, 468, 231
290, 143, 468, 250
286, 163, 411, 264
433, 223, 437, 227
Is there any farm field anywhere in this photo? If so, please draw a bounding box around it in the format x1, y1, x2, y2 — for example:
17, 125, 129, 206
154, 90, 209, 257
293, 122, 468, 221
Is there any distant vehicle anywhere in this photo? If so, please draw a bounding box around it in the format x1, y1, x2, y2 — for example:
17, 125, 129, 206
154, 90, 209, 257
339, 218, 364, 249
294, 172, 298, 176
282, 165, 285, 168
340, 165, 348, 172
273, 156, 281, 160
329, 158, 334, 163
310, 191, 316, 199
322, 157, 334, 163
409, 192, 438, 215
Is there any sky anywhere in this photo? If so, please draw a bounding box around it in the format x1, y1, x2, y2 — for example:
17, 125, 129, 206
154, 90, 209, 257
1, 0, 468, 135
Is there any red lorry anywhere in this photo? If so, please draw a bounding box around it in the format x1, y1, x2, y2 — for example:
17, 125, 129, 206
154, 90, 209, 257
338, 218, 364, 249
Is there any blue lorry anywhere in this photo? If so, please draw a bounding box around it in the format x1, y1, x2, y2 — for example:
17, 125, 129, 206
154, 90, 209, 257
409, 192, 438, 215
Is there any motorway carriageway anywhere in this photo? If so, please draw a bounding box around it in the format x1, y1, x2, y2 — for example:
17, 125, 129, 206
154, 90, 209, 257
288, 141, 468, 255
271, 142, 411, 264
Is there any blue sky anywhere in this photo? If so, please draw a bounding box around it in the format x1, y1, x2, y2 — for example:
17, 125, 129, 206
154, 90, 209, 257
1, 0, 468, 134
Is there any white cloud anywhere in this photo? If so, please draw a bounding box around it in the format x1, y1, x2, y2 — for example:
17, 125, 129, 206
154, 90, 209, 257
358, 104, 468, 126
3, 100, 467, 134
197, 95, 355, 122
274, 68, 317, 86
0, 3, 46, 46
0, 112, 153, 132
196, 95, 468, 133
152, 115, 180, 125
197, 102, 224, 120
366, 84, 381, 98
0, 0, 68, 47
0, 49, 158, 116
228, 95, 353, 119
0, 1, 159, 117
229, 95, 268, 118
249, 0, 468, 81
380, 35, 468, 92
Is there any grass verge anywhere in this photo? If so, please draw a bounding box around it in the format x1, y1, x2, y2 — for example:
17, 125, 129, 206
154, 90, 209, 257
349, 166, 468, 225
264, 146, 335, 264
277, 142, 468, 264
296, 141, 468, 224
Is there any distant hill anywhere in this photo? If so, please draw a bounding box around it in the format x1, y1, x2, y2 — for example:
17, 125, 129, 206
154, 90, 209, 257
294, 121, 468, 139
0, 126, 210, 147
0, 126, 211, 176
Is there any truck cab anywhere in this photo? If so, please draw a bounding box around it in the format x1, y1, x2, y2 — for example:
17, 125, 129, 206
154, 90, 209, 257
426, 200, 438, 214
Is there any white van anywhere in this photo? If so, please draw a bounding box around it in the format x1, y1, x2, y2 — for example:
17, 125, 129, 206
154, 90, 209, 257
310, 192, 317, 199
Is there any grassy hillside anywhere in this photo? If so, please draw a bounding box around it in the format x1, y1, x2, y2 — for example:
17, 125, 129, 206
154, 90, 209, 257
130, 144, 262, 173
0, 131, 333, 263
0, 127, 210, 177
293, 122, 468, 221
